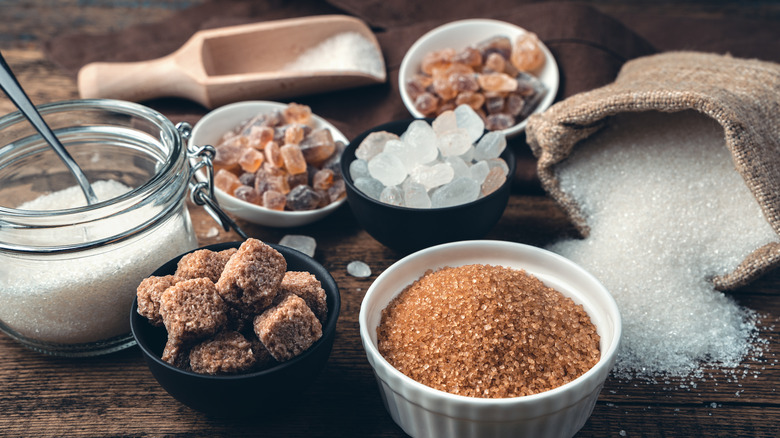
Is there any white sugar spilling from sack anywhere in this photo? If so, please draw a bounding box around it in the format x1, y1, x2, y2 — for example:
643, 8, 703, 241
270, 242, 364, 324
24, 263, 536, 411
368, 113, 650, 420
548, 110, 779, 380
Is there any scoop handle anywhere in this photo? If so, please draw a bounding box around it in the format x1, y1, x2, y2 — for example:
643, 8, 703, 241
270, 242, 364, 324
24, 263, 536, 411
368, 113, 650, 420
77, 56, 204, 106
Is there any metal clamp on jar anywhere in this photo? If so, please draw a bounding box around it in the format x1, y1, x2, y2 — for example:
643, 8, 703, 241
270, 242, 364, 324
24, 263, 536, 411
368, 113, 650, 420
0, 99, 245, 356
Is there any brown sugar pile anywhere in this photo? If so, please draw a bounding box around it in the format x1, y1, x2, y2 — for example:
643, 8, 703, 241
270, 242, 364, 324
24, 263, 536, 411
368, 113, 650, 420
136, 238, 327, 375
377, 264, 600, 398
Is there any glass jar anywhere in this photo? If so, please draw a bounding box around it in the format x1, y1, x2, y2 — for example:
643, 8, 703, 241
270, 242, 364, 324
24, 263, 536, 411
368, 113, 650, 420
0, 99, 200, 356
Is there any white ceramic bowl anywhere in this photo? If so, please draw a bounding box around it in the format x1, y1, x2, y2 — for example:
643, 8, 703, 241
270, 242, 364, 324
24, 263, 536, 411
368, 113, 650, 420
399, 19, 559, 138
189, 101, 348, 227
359, 240, 621, 438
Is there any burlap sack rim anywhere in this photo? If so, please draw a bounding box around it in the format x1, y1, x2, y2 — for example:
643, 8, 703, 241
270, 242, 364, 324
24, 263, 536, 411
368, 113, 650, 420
526, 51, 780, 291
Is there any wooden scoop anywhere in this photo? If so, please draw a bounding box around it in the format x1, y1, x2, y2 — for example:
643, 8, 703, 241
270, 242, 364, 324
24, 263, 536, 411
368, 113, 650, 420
77, 15, 386, 109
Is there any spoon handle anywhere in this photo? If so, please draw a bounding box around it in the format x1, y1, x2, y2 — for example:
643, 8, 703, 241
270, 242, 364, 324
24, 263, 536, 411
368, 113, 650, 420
0, 51, 98, 205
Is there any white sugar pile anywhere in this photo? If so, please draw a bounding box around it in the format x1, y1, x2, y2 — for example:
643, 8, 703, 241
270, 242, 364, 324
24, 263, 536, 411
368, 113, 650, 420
16, 179, 131, 210
548, 110, 779, 380
282, 31, 385, 78
0, 180, 197, 344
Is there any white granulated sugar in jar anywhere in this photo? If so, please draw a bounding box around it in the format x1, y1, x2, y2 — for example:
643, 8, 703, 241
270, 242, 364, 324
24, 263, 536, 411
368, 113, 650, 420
282, 31, 385, 78
0, 180, 197, 344
548, 110, 779, 380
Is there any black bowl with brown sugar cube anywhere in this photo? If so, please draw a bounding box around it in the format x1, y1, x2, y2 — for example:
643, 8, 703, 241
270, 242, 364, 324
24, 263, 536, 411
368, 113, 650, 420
130, 239, 340, 417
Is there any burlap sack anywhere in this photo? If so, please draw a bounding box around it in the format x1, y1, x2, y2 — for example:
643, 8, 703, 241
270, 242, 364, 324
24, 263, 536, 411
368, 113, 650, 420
525, 51, 780, 291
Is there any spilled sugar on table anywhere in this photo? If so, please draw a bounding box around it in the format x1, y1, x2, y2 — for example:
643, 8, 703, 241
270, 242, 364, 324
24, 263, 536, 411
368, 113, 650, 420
0, 1, 779, 437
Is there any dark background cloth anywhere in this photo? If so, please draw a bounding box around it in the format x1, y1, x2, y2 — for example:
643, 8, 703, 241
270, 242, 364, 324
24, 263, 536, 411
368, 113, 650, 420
42, 0, 780, 189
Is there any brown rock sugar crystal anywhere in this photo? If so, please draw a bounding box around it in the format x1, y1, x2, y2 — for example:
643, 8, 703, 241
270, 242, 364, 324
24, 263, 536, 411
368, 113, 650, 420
377, 264, 600, 398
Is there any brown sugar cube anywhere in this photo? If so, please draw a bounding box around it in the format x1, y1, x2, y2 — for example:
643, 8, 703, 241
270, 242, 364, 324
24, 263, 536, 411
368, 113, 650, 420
162, 337, 191, 369
189, 331, 257, 375
253, 294, 322, 362
136, 274, 177, 326
175, 248, 238, 283
276, 271, 328, 324
224, 305, 255, 334
216, 238, 286, 314
160, 277, 228, 341
248, 336, 276, 371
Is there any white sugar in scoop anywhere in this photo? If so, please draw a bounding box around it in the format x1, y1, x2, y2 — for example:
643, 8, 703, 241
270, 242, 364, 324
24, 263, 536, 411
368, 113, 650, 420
548, 110, 779, 380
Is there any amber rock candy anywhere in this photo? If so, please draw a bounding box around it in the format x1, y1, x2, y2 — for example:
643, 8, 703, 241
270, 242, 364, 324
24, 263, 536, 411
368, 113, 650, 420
327, 179, 346, 203
453, 46, 482, 67
421, 48, 455, 75
478, 72, 518, 93
283, 102, 313, 125
280, 144, 307, 175
215, 168, 241, 195
286, 185, 322, 211
477, 35, 512, 59
262, 190, 287, 210
284, 124, 305, 145
312, 168, 335, 190
510, 32, 546, 72
247, 125, 274, 149
238, 147, 264, 173
287, 171, 309, 190
264, 141, 284, 168
233, 185, 262, 205
298, 128, 336, 165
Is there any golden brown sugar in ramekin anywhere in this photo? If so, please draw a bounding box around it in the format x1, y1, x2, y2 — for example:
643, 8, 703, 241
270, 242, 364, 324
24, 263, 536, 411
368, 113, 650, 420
377, 264, 600, 398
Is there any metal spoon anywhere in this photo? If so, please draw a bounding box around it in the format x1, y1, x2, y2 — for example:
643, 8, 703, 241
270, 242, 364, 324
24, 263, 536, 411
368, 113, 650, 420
0, 51, 98, 205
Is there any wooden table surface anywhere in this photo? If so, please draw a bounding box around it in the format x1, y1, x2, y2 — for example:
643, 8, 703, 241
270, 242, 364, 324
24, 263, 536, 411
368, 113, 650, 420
1, 1, 779, 437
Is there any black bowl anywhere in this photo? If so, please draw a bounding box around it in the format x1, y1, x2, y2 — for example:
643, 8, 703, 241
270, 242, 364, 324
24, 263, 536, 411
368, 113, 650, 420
341, 119, 516, 253
130, 242, 340, 417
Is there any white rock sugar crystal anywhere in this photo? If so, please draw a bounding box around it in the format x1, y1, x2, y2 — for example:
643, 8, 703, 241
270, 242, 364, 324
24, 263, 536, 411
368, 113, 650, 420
368, 151, 407, 186
409, 162, 454, 191
454, 104, 485, 143
347, 260, 372, 278
0, 180, 197, 344
279, 234, 316, 257
379, 186, 404, 206
282, 31, 385, 79
401, 120, 439, 163
353, 176, 384, 200
351, 104, 509, 209
431, 177, 481, 208
548, 110, 779, 380
349, 159, 370, 180
474, 131, 507, 160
